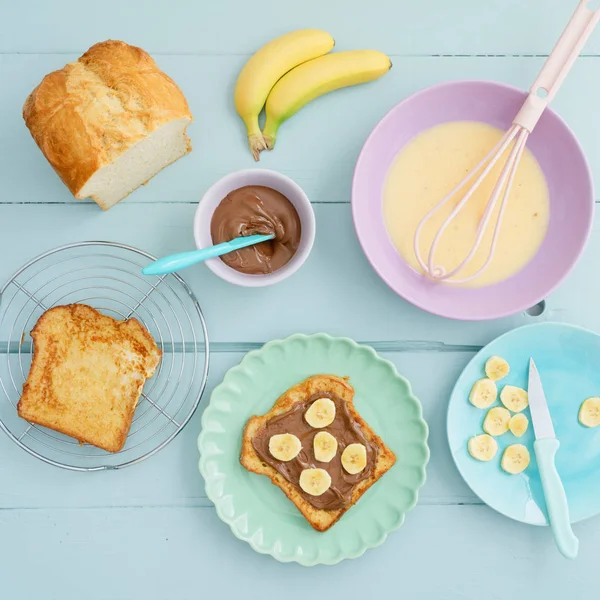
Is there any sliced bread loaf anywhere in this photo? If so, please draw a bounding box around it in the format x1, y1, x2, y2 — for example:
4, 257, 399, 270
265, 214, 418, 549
23, 40, 192, 210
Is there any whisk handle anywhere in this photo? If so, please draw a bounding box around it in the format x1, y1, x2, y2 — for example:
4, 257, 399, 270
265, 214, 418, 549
514, 0, 600, 132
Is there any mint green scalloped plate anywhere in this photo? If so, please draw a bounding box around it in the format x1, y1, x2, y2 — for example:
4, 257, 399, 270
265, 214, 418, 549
198, 333, 429, 566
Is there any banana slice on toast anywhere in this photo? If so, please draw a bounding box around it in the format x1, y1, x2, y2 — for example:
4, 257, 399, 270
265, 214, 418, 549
269, 433, 302, 461
305, 397, 336, 428
299, 468, 332, 496
341, 443, 367, 474
313, 431, 338, 462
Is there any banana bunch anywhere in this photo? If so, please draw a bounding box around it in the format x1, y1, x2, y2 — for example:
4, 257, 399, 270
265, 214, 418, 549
234, 29, 391, 160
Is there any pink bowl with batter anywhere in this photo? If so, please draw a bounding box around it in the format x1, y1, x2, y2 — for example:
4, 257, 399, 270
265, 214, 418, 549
352, 80, 594, 321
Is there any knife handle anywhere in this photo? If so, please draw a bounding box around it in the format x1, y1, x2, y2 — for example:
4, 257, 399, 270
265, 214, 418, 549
534, 438, 579, 559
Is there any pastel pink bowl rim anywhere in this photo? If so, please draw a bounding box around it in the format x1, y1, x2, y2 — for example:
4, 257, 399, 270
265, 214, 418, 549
193, 168, 316, 287
352, 79, 595, 321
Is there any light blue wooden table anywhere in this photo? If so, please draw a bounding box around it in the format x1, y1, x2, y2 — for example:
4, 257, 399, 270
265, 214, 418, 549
1, 1, 599, 597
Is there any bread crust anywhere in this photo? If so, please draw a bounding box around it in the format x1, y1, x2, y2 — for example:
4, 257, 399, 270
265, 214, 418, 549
17, 304, 162, 452
22, 40, 192, 205
240, 374, 396, 532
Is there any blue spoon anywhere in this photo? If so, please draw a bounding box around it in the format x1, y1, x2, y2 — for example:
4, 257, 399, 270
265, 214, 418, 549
142, 234, 275, 276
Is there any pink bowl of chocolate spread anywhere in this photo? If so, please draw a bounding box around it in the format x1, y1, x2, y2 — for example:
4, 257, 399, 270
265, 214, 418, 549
194, 169, 316, 287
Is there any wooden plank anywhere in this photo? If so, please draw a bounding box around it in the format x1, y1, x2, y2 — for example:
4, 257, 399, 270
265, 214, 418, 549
0, 203, 564, 346
1, 0, 599, 595
0, 351, 475, 509
2, 54, 599, 206
0, 0, 591, 56
0, 505, 595, 599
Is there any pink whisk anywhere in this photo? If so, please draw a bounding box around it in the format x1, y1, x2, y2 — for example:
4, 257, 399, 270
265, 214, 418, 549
414, 0, 600, 285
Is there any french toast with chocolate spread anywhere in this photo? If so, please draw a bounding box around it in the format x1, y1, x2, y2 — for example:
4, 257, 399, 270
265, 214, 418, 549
240, 374, 396, 532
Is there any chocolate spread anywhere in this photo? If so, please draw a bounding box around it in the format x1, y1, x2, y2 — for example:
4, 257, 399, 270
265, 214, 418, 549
252, 392, 379, 511
210, 185, 302, 274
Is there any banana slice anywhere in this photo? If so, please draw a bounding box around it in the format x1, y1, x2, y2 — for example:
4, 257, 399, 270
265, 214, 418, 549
579, 397, 600, 427
485, 356, 510, 381
483, 407, 511, 436
501, 444, 530, 474
268, 433, 302, 461
313, 431, 338, 462
341, 443, 367, 474
299, 468, 331, 496
509, 413, 529, 437
500, 385, 529, 412
469, 378, 498, 409
467, 434, 498, 461
304, 397, 336, 428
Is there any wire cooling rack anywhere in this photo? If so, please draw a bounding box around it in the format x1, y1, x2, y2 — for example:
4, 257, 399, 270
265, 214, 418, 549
0, 241, 209, 471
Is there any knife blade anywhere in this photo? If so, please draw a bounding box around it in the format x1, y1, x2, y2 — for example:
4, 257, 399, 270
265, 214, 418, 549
528, 358, 578, 559
528, 357, 555, 440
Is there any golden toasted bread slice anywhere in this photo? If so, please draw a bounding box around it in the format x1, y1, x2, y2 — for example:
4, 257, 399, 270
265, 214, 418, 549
241, 374, 396, 532
17, 304, 161, 452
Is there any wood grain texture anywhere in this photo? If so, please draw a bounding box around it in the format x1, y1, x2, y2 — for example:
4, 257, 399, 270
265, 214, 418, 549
0, 0, 591, 56
2, 55, 599, 206
0, 203, 594, 346
0, 351, 473, 509
0, 506, 596, 599
1, 0, 599, 596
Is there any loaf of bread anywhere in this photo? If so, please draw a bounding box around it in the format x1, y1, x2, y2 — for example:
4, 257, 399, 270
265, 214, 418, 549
23, 40, 192, 210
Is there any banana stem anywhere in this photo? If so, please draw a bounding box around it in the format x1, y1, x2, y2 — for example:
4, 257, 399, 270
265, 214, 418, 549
243, 114, 266, 161
262, 118, 280, 151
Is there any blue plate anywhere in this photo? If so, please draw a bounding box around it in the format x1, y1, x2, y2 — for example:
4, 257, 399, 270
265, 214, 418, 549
448, 322, 600, 525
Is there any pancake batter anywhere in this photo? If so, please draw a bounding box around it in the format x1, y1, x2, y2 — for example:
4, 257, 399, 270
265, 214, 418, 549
383, 121, 550, 287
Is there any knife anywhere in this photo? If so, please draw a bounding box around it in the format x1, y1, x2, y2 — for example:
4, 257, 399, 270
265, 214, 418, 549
528, 358, 579, 559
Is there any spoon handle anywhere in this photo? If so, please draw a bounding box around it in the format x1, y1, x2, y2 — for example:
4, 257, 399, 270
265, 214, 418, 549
142, 234, 274, 276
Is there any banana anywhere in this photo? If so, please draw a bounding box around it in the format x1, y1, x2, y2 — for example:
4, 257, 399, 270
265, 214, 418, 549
341, 443, 367, 474
262, 50, 391, 151
313, 431, 338, 462
509, 413, 529, 437
269, 433, 302, 461
483, 407, 511, 437
501, 444, 530, 474
299, 468, 332, 496
304, 397, 336, 428
467, 434, 498, 461
469, 378, 498, 409
485, 356, 510, 381
579, 397, 600, 427
234, 29, 335, 160
500, 385, 529, 413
